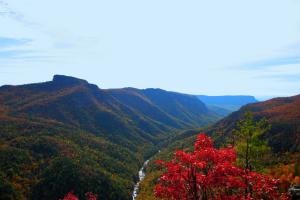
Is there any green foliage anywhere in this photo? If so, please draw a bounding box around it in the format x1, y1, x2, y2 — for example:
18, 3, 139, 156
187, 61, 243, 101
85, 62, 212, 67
0, 171, 20, 200
135, 171, 161, 200
231, 112, 271, 171
31, 157, 129, 200
0, 122, 140, 200
0, 147, 31, 174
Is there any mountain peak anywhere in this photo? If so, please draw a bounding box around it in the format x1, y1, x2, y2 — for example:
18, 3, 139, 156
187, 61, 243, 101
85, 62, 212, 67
52, 75, 88, 86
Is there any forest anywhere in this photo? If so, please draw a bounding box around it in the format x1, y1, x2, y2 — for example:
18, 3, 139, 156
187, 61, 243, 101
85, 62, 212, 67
0, 77, 299, 200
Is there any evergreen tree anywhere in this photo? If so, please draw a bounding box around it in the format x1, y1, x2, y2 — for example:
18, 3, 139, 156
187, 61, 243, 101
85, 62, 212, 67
232, 112, 271, 172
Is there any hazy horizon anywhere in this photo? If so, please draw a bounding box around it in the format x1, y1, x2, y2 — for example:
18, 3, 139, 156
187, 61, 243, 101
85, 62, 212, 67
1, 0, 300, 97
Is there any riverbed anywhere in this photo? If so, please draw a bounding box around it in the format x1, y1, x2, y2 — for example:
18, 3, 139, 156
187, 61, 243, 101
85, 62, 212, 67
132, 159, 150, 200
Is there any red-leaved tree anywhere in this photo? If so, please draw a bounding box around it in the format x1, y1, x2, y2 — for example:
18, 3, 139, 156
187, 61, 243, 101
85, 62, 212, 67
60, 192, 79, 200
155, 133, 288, 200
60, 191, 98, 200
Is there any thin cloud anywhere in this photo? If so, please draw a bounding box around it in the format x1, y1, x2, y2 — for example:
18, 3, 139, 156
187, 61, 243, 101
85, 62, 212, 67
0, 50, 34, 59
0, 37, 32, 48
257, 73, 300, 82
0, 49, 57, 64
0, 0, 39, 28
242, 56, 300, 69
238, 42, 300, 70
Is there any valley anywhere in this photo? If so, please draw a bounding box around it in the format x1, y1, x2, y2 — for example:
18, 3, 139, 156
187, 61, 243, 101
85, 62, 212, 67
136, 94, 300, 199
0, 75, 299, 200
1, 1, 299, 199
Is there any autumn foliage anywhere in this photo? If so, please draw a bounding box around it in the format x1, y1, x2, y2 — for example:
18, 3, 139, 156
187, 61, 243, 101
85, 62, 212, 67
154, 133, 288, 200
269, 162, 300, 191
60, 191, 98, 200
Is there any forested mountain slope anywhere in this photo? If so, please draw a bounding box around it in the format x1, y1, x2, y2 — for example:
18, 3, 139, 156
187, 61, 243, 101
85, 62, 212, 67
0, 75, 219, 200
207, 94, 300, 152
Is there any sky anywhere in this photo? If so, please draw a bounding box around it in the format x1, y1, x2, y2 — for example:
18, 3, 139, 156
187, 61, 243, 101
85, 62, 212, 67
0, 0, 300, 98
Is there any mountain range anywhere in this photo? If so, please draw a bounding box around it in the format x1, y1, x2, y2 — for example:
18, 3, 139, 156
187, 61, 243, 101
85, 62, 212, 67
0, 75, 220, 200
1, 75, 286, 200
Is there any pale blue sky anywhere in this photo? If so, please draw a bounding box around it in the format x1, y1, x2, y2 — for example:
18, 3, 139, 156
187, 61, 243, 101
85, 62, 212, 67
0, 0, 300, 97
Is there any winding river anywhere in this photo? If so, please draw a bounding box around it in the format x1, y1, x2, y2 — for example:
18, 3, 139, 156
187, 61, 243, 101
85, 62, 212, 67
132, 159, 150, 200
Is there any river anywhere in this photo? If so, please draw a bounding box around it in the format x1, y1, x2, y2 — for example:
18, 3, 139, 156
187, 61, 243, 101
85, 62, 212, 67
132, 159, 150, 200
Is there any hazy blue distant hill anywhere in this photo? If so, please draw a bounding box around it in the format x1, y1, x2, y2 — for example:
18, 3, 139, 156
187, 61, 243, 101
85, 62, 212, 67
197, 95, 258, 116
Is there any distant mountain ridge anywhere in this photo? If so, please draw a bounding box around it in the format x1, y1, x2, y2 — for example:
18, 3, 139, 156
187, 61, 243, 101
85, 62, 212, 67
0, 75, 218, 144
197, 95, 258, 116
0, 75, 220, 200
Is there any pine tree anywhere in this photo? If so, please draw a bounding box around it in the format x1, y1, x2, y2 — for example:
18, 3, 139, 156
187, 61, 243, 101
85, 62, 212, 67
232, 112, 271, 172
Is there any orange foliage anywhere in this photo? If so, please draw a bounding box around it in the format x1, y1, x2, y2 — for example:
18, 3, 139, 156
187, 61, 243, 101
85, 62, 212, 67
269, 162, 300, 191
